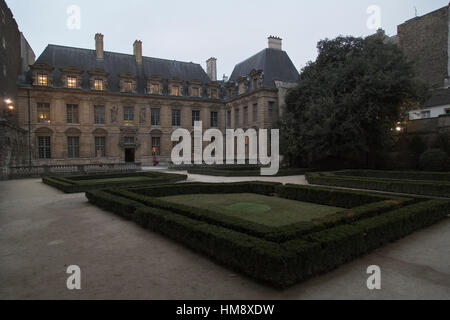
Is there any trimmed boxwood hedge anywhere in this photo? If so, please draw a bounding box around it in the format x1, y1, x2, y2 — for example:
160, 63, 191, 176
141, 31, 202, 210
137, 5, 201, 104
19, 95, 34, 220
43, 171, 187, 193
187, 167, 309, 177
306, 170, 450, 198
85, 182, 448, 288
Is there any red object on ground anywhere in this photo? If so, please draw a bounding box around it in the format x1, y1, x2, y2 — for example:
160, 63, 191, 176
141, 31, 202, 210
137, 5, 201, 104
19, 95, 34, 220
153, 156, 157, 166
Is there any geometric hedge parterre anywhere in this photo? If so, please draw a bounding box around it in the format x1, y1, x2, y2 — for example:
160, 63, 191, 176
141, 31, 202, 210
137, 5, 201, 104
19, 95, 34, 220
86, 181, 450, 288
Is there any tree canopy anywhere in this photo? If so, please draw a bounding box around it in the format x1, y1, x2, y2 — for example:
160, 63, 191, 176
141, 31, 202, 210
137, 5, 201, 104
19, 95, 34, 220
280, 35, 429, 168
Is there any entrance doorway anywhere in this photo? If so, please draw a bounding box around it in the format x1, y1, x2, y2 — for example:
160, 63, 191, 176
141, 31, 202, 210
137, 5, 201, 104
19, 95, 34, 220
125, 148, 135, 163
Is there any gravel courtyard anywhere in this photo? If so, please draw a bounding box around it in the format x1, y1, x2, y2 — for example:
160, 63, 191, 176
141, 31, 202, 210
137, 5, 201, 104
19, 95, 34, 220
0, 175, 449, 300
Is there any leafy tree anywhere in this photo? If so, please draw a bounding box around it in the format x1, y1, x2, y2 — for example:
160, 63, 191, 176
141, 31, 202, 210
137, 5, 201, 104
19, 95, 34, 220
280, 35, 429, 168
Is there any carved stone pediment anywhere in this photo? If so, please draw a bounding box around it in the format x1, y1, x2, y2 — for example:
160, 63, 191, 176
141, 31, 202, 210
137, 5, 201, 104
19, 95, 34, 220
64, 128, 82, 136
92, 128, 108, 136
35, 127, 54, 135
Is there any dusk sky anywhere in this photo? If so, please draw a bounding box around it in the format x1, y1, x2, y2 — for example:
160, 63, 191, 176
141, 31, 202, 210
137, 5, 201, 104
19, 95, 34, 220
6, 0, 447, 78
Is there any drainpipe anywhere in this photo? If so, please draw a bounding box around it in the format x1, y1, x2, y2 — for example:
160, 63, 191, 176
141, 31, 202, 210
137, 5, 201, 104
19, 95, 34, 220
27, 88, 31, 166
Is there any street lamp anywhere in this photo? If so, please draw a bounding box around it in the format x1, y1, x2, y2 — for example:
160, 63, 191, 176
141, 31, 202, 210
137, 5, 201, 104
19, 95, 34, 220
4, 98, 12, 104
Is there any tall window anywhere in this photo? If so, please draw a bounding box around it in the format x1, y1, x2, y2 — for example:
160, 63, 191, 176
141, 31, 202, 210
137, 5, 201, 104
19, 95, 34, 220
253, 78, 258, 90
244, 107, 248, 125
67, 136, 80, 158
211, 111, 218, 128
66, 104, 79, 123
226, 110, 232, 129
152, 137, 161, 155
38, 136, 51, 159
171, 86, 180, 96
253, 103, 258, 123
150, 84, 160, 95
124, 107, 134, 122
37, 103, 50, 123
268, 102, 275, 120
94, 106, 105, 124
95, 137, 106, 158
192, 87, 199, 97
94, 79, 103, 91
192, 110, 200, 126
234, 109, 239, 127
37, 74, 48, 86
67, 76, 77, 88
172, 109, 181, 126
151, 108, 160, 126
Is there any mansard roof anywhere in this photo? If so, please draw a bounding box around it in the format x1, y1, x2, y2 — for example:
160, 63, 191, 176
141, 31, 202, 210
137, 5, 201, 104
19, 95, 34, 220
33, 44, 211, 94
229, 48, 299, 88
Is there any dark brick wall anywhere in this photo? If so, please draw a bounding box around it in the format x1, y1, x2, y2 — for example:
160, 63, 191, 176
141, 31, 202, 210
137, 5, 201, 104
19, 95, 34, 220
0, 0, 21, 123
398, 6, 448, 89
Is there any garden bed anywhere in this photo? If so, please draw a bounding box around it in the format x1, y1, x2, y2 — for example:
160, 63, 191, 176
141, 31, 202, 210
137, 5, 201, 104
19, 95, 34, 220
187, 165, 308, 177
306, 170, 450, 197
85, 182, 449, 288
43, 171, 187, 193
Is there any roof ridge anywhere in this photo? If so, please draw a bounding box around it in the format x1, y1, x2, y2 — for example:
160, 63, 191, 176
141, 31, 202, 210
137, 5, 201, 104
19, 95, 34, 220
45, 44, 202, 66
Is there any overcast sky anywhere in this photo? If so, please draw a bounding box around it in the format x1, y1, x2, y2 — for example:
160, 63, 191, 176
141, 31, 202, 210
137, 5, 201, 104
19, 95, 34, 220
6, 0, 447, 78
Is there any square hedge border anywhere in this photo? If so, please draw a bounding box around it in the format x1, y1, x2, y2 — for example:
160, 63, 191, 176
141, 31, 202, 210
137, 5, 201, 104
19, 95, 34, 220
187, 166, 309, 177
43, 171, 187, 193
85, 182, 449, 288
306, 170, 450, 198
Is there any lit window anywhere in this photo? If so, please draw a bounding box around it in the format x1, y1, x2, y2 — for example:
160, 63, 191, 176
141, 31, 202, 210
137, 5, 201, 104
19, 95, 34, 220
95, 137, 106, 158
37, 74, 48, 86
171, 86, 180, 96
67, 136, 80, 158
152, 137, 161, 155
66, 104, 79, 123
37, 103, 51, 123
192, 87, 199, 97
38, 136, 51, 159
94, 79, 103, 91
124, 81, 133, 92
420, 111, 431, 119
150, 83, 160, 94
67, 76, 77, 88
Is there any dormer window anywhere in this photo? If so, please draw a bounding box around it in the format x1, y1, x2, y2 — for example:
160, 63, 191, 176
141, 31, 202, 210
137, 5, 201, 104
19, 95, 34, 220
192, 87, 199, 97
94, 79, 103, 91
211, 89, 217, 99
125, 81, 133, 92
253, 78, 258, 89
37, 74, 48, 86
171, 86, 180, 96
150, 83, 160, 95
67, 76, 77, 88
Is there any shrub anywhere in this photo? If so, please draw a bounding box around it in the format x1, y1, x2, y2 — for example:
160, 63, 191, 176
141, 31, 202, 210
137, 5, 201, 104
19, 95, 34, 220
419, 149, 448, 172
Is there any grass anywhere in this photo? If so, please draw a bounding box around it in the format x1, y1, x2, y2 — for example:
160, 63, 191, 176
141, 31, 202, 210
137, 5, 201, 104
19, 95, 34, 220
160, 193, 344, 227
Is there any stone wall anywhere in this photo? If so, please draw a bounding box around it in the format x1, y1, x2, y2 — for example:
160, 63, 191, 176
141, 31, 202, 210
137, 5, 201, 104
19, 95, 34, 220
397, 6, 448, 89
0, 118, 29, 180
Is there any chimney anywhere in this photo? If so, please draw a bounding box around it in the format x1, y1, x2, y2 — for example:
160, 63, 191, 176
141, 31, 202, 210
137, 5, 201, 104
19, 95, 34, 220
206, 57, 217, 81
268, 36, 282, 50
95, 33, 104, 59
133, 40, 143, 64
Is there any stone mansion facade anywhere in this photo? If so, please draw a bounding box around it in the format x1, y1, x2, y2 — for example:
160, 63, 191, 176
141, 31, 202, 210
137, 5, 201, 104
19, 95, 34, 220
16, 34, 299, 165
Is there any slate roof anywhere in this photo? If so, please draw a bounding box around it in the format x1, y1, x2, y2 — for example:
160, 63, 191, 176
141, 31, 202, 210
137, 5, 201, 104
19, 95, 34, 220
33, 44, 212, 94
424, 88, 450, 108
229, 48, 299, 88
